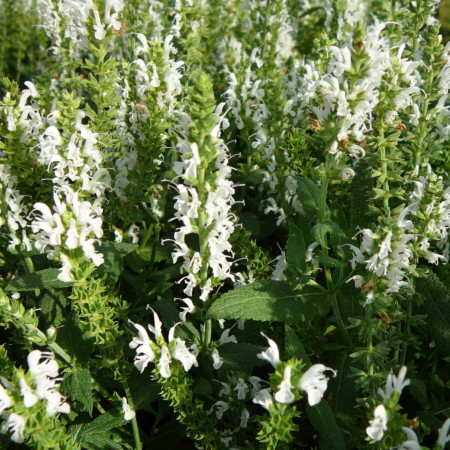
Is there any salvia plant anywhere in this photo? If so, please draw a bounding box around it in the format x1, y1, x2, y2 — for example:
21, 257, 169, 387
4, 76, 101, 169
0, 0, 450, 448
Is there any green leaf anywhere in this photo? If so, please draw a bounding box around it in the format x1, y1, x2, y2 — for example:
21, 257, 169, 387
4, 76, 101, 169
306, 403, 346, 450
295, 176, 322, 220
5, 268, 73, 291
285, 325, 309, 361
56, 313, 93, 366
350, 163, 374, 231
128, 369, 160, 411
62, 368, 93, 416
315, 254, 346, 268
415, 272, 450, 356
312, 222, 342, 249
327, 353, 358, 444
70, 409, 127, 446
96, 241, 138, 278
206, 281, 329, 322
219, 343, 266, 372
286, 223, 307, 274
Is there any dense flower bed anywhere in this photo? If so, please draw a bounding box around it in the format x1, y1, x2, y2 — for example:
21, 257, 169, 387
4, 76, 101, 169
0, 0, 449, 448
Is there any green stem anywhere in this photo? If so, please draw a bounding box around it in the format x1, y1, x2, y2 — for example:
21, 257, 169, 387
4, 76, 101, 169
366, 304, 376, 397
378, 127, 390, 215
327, 273, 352, 347
122, 379, 143, 450
318, 157, 352, 347
399, 294, 413, 366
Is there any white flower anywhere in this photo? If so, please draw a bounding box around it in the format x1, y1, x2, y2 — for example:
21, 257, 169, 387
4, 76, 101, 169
172, 338, 198, 372
274, 366, 295, 404
252, 388, 273, 411
212, 349, 223, 369
178, 297, 195, 322
0, 384, 13, 414
129, 322, 156, 373
127, 224, 140, 243
58, 254, 75, 282
122, 397, 136, 421
147, 309, 163, 340
27, 351, 59, 378
398, 427, 420, 450
298, 364, 336, 406
366, 404, 387, 441
43, 388, 71, 415
1, 413, 26, 443
378, 366, 410, 400
219, 328, 237, 345
93, 9, 106, 40
240, 409, 250, 428
19, 379, 38, 408
234, 378, 248, 400
257, 333, 280, 368
158, 345, 171, 378
341, 168, 355, 182
437, 417, 450, 449
210, 401, 229, 419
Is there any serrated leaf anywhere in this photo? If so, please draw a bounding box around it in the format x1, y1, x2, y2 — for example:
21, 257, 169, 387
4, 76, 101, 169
5, 268, 73, 291
96, 241, 138, 278
62, 368, 93, 415
286, 223, 307, 273
70, 409, 127, 445
295, 176, 322, 220
82, 436, 124, 450
206, 281, 329, 322
285, 325, 309, 361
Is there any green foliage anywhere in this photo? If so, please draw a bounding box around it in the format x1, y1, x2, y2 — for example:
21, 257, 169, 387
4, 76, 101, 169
206, 280, 329, 322
0, 0, 449, 449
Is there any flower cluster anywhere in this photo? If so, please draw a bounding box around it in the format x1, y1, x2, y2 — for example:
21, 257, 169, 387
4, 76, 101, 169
0, 350, 70, 444
129, 309, 198, 378
167, 72, 236, 302
254, 333, 336, 408
37, 0, 124, 55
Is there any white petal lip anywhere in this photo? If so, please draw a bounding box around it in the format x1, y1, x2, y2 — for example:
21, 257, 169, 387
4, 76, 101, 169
274, 366, 295, 404
366, 404, 387, 441
122, 397, 136, 421
298, 364, 336, 406
257, 333, 280, 367
172, 338, 198, 372
0, 384, 13, 413
252, 388, 273, 411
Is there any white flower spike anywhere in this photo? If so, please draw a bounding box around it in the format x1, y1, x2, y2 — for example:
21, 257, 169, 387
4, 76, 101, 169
298, 364, 336, 406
